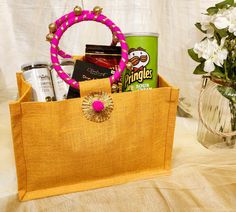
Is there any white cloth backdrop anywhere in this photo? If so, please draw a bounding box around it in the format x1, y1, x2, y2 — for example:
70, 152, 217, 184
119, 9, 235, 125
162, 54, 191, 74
0, 0, 220, 117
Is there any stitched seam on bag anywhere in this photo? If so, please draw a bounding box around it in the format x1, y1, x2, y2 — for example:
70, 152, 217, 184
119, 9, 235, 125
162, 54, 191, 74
19, 103, 28, 198
164, 89, 172, 170
13, 73, 30, 199
16, 73, 32, 103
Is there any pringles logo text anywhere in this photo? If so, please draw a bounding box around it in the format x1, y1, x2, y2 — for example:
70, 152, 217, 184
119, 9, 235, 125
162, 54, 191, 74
124, 68, 153, 88
124, 47, 153, 89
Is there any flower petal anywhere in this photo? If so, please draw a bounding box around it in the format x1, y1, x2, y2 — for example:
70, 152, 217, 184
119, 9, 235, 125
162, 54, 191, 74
206, 27, 214, 38
204, 59, 215, 72
214, 48, 228, 67
220, 37, 227, 47
214, 58, 223, 67
213, 17, 230, 29
229, 24, 236, 34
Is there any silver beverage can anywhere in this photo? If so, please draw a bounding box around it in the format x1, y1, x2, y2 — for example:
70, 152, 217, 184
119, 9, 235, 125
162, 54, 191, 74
51, 59, 75, 101
21, 62, 55, 102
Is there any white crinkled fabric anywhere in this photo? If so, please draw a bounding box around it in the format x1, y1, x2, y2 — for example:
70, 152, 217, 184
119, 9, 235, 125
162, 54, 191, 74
0, 0, 220, 118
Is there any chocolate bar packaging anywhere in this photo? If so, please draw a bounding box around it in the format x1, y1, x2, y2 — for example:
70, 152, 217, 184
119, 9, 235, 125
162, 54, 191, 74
85, 44, 122, 93
67, 45, 122, 99
67, 60, 114, 98
85, 44, 121, 70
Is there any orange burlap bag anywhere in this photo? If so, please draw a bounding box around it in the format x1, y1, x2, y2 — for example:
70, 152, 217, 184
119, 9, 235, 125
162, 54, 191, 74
9, 72, 179, 201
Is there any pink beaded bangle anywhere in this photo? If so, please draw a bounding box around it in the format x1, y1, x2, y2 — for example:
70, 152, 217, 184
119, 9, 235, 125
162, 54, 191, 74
52, 10, 119, 59
49, 7, 129, 89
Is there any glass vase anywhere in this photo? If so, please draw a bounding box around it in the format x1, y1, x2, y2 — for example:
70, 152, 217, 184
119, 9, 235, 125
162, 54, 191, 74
197, 75, 236, 150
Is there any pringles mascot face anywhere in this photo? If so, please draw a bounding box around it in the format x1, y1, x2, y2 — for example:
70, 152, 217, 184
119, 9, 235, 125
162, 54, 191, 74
124, 47, 153, 91
128, 47, 150, 71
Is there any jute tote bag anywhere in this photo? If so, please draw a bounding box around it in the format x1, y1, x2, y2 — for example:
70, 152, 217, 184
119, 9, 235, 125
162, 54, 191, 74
9, 7, 179, 201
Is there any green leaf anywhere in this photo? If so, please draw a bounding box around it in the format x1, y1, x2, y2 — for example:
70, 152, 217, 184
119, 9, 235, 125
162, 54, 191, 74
217, 85, 236, 103
207, 7, 219, 15
232, 61, 236, 68
211, 66, 225, 78
210, 23, 228, 41
214, 31, 221, 44
195, 23, 206, 33
215, 0, 234, 9
217, 29, 228, 37
193, 63, 208, 75
188, 48, 204, 63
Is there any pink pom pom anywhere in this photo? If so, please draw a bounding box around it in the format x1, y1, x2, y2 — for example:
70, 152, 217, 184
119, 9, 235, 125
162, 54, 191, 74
92, 100, 105, 112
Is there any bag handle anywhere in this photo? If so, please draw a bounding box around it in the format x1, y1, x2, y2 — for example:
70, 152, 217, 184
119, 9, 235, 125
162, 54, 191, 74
198, 76, 236, 137
48, 6, 129, 90
47, 7, 120, 59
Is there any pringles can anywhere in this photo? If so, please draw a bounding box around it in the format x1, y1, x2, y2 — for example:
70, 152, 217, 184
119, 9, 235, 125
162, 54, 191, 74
122, 33, 159, 92
51, 59, 75, 101
22, 62, 55, 102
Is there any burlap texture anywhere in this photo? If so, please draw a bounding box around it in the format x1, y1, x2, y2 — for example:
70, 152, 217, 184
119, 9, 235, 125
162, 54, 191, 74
9, 72, 179, 201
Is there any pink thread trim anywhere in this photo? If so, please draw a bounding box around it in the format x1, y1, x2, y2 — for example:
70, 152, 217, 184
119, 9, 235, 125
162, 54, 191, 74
50, 10, 128, 89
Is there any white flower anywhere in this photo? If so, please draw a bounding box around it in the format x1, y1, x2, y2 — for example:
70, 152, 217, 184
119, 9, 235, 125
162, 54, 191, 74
227, 7, 236, 35
213, 8, 231, 29
193, 37, 228, 72
212, 7, 236, 35
229, 24, 236, 35
201, 15, 215, 38
213, 16, 230, 29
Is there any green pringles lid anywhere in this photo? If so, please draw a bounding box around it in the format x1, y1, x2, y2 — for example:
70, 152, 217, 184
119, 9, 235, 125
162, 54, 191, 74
125, 32, 159, 37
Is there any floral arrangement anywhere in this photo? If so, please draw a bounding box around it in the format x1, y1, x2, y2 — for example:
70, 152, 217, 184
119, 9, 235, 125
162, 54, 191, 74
188, 0, 236, 82
189, 0, 236, 141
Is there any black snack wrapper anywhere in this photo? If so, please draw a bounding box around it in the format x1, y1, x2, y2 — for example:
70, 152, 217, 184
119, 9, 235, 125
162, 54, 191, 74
67, 60, 114, 99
